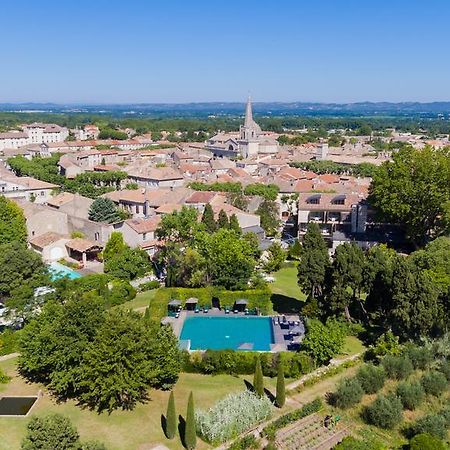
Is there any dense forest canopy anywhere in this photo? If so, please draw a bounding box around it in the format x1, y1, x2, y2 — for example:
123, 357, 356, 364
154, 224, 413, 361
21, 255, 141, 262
1, 111, 450, 136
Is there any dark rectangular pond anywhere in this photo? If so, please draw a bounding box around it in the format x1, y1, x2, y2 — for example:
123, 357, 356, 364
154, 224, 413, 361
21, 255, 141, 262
0, 397, 37, 416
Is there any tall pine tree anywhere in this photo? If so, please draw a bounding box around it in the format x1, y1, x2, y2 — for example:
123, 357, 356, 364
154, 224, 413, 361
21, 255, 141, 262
185, 391, 196, 450
297, 222, 330, 299
165, 391, 177, 439
253, 356, 264, 397
217, 209, 229, 229
201, 203, 216, 233
275, 360, 286, 408
229, 214, 241, 234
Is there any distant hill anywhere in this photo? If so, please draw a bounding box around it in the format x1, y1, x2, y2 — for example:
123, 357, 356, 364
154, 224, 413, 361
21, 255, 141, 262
2, 101, 450, 117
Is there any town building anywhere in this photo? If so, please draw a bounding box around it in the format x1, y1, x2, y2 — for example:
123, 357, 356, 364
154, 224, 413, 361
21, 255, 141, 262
207, 97, 279, 158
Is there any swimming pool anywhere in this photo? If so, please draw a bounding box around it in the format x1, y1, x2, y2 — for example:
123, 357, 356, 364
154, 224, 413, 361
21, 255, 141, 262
179, 316, 274, 351
48, 262, 82, 280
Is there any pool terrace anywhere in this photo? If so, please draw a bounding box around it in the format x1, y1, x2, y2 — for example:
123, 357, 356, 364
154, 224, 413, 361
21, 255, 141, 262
162, 303, 304, 352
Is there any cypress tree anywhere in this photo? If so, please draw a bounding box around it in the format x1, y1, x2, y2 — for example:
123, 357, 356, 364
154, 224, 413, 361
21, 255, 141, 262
253, 356, 264, 397
229, 214, 241, 234
297, 222, 330, 299
201, 203, 216, 233
217, 209, 229, 229
165, 391, 177, 439
275, 361, 286, 407
185, 391, 196, 450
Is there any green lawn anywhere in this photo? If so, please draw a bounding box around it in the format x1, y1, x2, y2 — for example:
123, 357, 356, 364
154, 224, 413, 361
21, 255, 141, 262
269, 265, 307, 313
1, 357, 288, 450
338, 336, 366, 358
120, 289, 158, 311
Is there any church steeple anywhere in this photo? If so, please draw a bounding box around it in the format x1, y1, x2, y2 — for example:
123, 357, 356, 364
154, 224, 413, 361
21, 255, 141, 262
244, 96, 253, 127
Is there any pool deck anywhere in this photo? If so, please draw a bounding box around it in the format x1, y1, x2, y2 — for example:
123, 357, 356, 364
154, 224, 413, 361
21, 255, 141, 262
163, 308, 304, 353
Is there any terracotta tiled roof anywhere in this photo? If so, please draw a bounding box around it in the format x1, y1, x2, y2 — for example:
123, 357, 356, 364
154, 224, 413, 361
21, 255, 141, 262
30, 232, 65, 248
47, 192, 75, 207
66, 238, 102, 252
125, 216, 161, 234
185, 191, 218, 204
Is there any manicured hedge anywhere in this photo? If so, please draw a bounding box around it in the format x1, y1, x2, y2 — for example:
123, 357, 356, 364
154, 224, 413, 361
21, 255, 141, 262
262, 398, 322, 441
183, 350, 314, 378
152, 286, 273, 318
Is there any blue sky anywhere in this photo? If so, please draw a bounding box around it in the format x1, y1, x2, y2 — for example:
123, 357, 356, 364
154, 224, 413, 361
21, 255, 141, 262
1, 0, 449, 103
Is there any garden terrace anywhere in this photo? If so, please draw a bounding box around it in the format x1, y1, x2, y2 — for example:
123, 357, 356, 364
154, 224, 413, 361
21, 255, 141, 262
274, 413, 349, 450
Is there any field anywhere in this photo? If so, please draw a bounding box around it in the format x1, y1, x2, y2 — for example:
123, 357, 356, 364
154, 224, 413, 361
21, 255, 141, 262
0, 357, 289, 450
269, 264, 307, 313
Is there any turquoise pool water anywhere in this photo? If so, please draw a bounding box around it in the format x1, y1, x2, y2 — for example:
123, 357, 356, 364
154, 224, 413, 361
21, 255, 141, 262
48, 262, 82, 280
180, 316, 274, 351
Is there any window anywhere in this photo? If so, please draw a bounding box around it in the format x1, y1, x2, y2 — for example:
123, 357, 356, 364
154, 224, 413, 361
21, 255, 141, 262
40, 191, 45, 196
143, 233, 147, 241
94, 232, 100, 241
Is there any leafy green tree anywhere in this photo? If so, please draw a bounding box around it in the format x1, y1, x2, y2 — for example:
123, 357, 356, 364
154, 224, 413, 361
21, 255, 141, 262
217, 209, 229, 229
229, 214, 241, 234
288, 239, 302, 260
410, 415, 447, 440
19, 295, 105, 398
156, 206, 200, 244
185, 392, 197, 450
253, 356, 264, 398
368, 146, 450, 245
0, 242, 49, 319
0, 196, 27, 244
256, 200, 279, 236
409, 433, 447, 450
301, 319, 345, 365
165, 391, 177, 439
201, 203, 216, 233
78, 309, 180, 412
326, 243, 365, 320
363, 394, 403, 429
244, 183, 279, 201
356, 364, 386, 394
275, 361, 285, 408
102, 232, 126, 261
363, 245, 395, 318
104, 247, 152, 280
228, 191, 248, 211
334, 377, 364, 409
381, 355, 413, 380
410, 237, 450, 293
197, 229, 257, 290
21, 413, 80, 450
386, 257, 441, 339
420, 371, 447, 397
88, 197, 121, 223
396, 381, 424, 410
263, 243, 285, 273
297, 223, 329, 299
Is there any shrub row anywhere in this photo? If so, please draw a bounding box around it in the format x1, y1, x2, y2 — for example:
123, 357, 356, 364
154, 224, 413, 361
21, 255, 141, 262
261, 398, 322, 441
138, 280, 160, 292
183, 350, 314, 379
409, 409, 450, 440
227, 434, 260, 450
288, 358, 362, 395
153, 287, 273, 315
363, 394, 403, 429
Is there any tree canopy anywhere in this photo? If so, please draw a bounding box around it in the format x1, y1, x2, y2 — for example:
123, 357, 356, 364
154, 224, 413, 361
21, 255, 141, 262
88, 198, 122, 223
369, 146, 450, 245
19, 298, 181, 412
0, 196, 27, 244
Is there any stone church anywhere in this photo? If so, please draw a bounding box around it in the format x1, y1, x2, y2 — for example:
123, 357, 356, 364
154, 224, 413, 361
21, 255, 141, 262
207, 97, 279, 158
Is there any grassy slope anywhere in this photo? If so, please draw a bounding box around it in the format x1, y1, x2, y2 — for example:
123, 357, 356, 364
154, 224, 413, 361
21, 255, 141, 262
0, 358, 289, 450
269, 265, 307, 314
